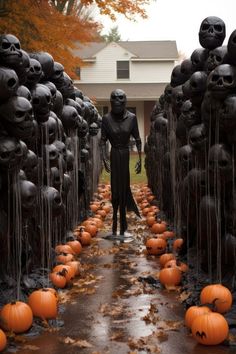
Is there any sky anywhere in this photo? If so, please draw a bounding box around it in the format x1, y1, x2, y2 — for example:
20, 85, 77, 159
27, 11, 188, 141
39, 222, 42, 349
98, 0, 236, 58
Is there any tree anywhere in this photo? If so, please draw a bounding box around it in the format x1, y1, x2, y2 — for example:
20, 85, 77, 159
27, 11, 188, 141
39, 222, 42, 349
102, 25, 121, 42
0, 0, 154, 77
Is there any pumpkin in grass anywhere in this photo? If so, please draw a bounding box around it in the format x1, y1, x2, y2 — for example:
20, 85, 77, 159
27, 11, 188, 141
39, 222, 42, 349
0, 301, 33, 333
159, 253, 176, 268
75, 227, 92, 246
185, 306, 212, 329
49, 271, 67, 289
0, 329, 7, 352
146, 238, 167, 255
66, 239, 82, 255
53, 264, 75, 282
151, 222, 167, 234
200, 284, 233, 313
191, 312, 229, 345
28, 288, 58, 319
159, 267, 182, 287
172, 238, 184, 252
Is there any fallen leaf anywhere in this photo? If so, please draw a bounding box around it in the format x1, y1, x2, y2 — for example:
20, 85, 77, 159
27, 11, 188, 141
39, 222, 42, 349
72, 339, 93, 348
21, 345, 40, 351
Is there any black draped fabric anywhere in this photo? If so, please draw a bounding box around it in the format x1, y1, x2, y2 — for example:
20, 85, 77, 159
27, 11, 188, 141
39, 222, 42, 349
101, 110, 141, 218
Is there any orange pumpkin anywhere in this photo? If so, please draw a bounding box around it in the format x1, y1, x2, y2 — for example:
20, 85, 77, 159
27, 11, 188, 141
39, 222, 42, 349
151, 222, 167, 234
76, 227, 92, 245
101, 203, 111, 214
172, 238, 184, 252
200, 284, 233, 313
28, 288, 58, 319
159, 253, 176, 268
185, 305, 212, 329
84, 223, 97, 238
96, 209, 107, 218
66, 260, 81, 276
49, 271, 67, 288
164, 259, 189, 272
90, 202, 99, 212
55, 244, 75, 255
191, 312, 229, 345
56, 252, 74, 264
53, 264, 75, 282
91, 217, 104, 229
0, 329, 7, 352
0, 301, 33, 333
146, 238, 167, 255
162, 230, 175, 239
146, 215, 156, 227
159, 267, 182, 287
66, 239, 82, 255
142, 207, 151, 216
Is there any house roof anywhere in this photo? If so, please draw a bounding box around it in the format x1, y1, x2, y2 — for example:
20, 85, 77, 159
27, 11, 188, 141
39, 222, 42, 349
73, 82, 167, 101
73, 41, 178, 60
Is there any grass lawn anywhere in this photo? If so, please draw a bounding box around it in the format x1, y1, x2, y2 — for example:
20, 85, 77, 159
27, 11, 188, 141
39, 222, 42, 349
99, 152, 147, 185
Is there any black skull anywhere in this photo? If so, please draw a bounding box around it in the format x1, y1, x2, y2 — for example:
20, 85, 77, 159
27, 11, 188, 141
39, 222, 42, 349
0, 96, 34, 139
206, 46, 228, 73
25, 58, 42, 88
29, 52, 54, 81
190, 48, 208, 71
207, 64, 236, 100
18, 179, 37, 217
41, 186, 63, 217
188, 123, 208, 151
0, 136, 23, 171
0, 66, 19, 102
17, 85, 32, 102
199, 16, 226, 50
31, 83, 52, 123
0, 34, 21, 67
21, 149, 39, 184
227, 30, 236, 65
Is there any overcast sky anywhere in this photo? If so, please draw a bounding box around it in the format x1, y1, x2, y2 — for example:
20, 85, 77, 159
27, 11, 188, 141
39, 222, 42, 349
98, 0, 236, 58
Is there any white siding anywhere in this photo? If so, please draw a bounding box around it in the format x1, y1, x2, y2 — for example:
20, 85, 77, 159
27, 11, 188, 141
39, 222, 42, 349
80, 42, 174, 84
130, 61, 173, 83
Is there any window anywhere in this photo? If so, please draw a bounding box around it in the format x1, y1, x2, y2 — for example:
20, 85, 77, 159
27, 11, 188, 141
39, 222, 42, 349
117, 61, 129, 79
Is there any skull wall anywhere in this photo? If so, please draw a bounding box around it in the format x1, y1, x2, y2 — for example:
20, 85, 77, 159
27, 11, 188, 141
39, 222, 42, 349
0, 34, 102, 289
145, 17, 236, 287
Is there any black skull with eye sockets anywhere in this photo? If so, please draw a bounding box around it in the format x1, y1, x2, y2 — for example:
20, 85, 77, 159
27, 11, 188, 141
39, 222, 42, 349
31, 83, 52, 123
0, 136, 23, 172
89, 122, 99, 136
218, 95, 236, 136
206, 46, 229, 74
153, 113, 168, 134
29, 51, 54, 81
207, 64, 236, 100
199, 16, 226, 50
40, 115, 59, 145
77, 118, 88, 138
50, 61, 64, 84
52, 89, 63, 118
177, 144, 193, 166
171, 85, 186, 117
53, 139, 67, 172
25, 58, 42, 88
0, 96, 34, 139
62, 172, 72, 197
42, 143, 59, 168
188, 123, 208, 152
0, 34, 21, 67
208, 144, 233, 183
14, 49, 30, 85
80, 148, 89, 163
57, 72, 75, 100
183, 71, 208, 106
75, 97, 86, 117
48, 166, 62, 191
179, 100, 201, 130
21, 149, 39, 184
191, 48, 209, 71
0, 67, 19, 103
18, 179, 37, 217
41, 185, 63, 217
60, 105, 80, 132
65, 149, 74, 171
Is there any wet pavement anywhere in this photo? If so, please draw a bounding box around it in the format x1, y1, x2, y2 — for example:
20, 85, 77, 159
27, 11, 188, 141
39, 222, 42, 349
6, 193, 236, 354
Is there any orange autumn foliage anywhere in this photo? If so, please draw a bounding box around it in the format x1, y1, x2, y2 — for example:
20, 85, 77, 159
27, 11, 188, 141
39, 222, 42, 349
0, 0, 152, 77
0, 0, 101, 78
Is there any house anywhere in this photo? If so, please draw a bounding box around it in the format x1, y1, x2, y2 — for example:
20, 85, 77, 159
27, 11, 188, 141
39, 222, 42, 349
73, 41, 178, 148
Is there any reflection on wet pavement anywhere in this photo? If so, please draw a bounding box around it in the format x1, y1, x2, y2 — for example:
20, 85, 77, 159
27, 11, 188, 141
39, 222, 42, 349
10, 208, 236, 354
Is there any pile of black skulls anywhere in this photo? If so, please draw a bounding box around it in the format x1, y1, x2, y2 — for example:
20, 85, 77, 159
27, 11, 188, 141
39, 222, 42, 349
0, 33, 102, 295
145, 17, 236, 288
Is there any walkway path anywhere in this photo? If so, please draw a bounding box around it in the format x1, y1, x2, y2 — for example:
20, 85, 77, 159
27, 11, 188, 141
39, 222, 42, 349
11, 185, 235, 354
